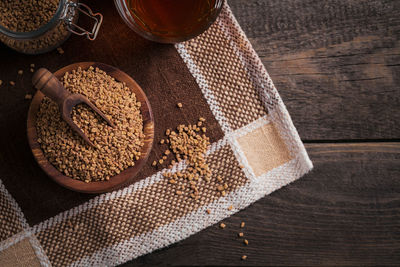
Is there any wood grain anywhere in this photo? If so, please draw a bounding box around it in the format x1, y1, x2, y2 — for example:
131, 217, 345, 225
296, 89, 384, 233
229, 0, 400, 140
27, 62, 154, 193
121, 143, 400, 266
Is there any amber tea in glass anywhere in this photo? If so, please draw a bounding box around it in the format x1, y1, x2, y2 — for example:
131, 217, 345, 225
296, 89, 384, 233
116, 0, 224, 43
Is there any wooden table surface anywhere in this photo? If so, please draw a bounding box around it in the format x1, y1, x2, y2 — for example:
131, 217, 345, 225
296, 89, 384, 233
0, 0, 398, 266
123, 0, 400, 266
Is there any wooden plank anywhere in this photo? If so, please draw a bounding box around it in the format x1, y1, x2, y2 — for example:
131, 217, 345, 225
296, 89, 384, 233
121, 143, 400, 266
228, 0, 400, 140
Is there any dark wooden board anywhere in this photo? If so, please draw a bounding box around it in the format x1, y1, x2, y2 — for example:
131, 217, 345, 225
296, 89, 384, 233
122, 143, 400, 266
229, 0, 400, 140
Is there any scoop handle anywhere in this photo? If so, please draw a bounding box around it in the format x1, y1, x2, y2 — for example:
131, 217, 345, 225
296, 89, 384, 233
32, 68, 70, 106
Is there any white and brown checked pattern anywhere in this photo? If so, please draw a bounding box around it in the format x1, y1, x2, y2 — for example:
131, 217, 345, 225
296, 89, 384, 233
1, 3, 312, 266
0, 188, 24, 242
0, 181, 51, 266
34, 141, 248, 266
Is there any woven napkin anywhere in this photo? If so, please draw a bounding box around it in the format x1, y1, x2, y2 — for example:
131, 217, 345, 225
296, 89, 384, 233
0, 3, 312, 266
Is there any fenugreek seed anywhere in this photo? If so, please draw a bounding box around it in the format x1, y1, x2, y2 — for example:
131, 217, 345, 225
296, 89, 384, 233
166, 129, 171, 135
57, 47, 64, 54
221, 191, 226, 197
24, 94, 32, 100
176, 190, 182, 195
160, 139, 165, 144
162, 155, 167, 160
206, 209, 211, 214
217, 175, 222, 182
30, 68, 34, 73
9, 81, 15, 86
165, 150, 170, 155
224, 183, 228, 189
159, 159, 164, 164
197, 121, 202, 127
241, 222, 245, 228
241, 255, 247, 260
238, 232, 244, 237
199, 117, 205, 122
190, 193, 196, 199
243, 239, 249, 245
228, 205, 233, 211
239, 165, 244, 169
18, 70, 23, 75
202, 127, 206, 133
30, 63, 35, 68
177, 102, 183, 108
219, 223, 226, 229
217, 185, 224, 191
152, 161, 157, 166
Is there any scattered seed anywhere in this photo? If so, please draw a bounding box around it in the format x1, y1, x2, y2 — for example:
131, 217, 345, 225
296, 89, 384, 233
199, 117, 205, 122
176, 190, 183, 195
152, 160, 157, 166
238, 232, 244, 237
18, 70, 23, 75
228, 205, 233, 211
57, 47, 64, 54
9, 81, 15, 86
165, 150, 170, 155
241, 222, 245, 228
206, 209, 211, 214
162, 155, 167, 160
159, 159, 164, 164
217, 175, 222, 182
221, 190, 226, 197
160, 139, 165, 144
241, 255, 247, 260
220, 223, 226, 229
217, 185, 224, 191
243, 239, 249, 245
30, 68, 35, 73
30, 63, 35, 68
24, 94, 32, 100
201, 127, 206, 133
239, 165, 244, 169
177, 102, 183, 108
168, 179, 176, 184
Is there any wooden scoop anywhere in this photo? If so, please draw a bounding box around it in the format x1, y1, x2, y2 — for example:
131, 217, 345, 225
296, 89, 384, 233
32, 68, 115, 147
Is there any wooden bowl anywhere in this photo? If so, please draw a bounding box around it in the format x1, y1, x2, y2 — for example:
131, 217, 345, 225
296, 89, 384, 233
27, 62, 154, 194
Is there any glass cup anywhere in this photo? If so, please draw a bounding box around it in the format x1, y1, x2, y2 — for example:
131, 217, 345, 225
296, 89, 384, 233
114, 0, 224, 43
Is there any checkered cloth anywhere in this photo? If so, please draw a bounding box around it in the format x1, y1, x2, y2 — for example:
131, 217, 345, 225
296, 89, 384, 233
0, 3, 312, 266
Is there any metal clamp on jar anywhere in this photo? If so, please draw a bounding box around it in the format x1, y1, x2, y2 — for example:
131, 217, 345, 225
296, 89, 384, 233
0, 0, 103, 55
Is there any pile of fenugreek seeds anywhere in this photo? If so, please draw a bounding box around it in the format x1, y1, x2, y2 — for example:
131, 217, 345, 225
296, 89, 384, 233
36, 66, 145, 182
0, 0, 72, 54
156, 118, 211, 199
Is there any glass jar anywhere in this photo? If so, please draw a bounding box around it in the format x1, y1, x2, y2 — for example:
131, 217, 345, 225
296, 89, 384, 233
114, 0, 224, 43
0, 0, 103, 55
